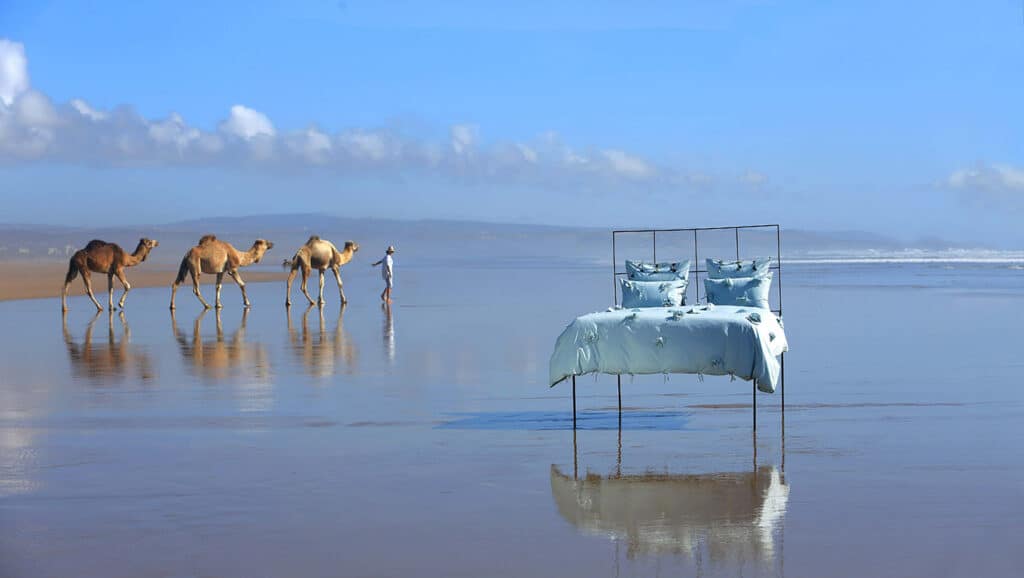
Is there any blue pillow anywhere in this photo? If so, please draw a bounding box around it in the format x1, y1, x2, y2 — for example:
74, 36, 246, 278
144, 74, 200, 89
706, 257, 772, 279
620, 278, 687, 308
703, 273, 772, 309
625, 259, 691, 282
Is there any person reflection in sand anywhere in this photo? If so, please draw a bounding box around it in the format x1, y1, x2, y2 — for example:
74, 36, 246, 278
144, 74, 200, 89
62, 310, 154, 383
286, 303, 358, 378
170, 308, 270, 384
550, 432, 789, 567
382, 302, 395, 365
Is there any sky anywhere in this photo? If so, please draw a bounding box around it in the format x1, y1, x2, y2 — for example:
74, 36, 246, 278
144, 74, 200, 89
0, 0, 1022, 245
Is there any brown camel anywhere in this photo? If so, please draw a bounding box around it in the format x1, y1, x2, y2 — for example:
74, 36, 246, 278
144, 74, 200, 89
283, 236, 359, 306
61, 238, 160, 312
170, 235, 274, 310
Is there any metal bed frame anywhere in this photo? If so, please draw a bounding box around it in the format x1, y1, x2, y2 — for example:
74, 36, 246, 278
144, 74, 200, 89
570, 223, 785, 431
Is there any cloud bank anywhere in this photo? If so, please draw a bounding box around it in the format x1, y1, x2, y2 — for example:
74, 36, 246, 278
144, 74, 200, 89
0, 38, 727, 190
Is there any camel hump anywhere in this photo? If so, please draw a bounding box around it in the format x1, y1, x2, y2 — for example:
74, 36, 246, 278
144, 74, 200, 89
307, 235, 321, 244
198, 234, 217, 245
83, 239, 108, 251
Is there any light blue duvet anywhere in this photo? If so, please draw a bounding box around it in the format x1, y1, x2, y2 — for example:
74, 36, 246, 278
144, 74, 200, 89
549, 305, 789, 392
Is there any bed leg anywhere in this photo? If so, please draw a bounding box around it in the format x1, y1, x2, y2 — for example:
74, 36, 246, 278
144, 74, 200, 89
617, 375, 622, 415
753, 380, 757, 431
781, 353, 786, 418
572, 375, 577, 429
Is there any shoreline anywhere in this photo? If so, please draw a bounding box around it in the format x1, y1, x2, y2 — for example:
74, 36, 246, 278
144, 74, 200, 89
0, 262, 288, 303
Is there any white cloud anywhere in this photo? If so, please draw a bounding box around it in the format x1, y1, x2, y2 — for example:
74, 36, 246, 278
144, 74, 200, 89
947, 163, 1024, 194
219, 105, 276, 140
286, 126, 332, 164
70, 99, 107, 121
741, 171, 768, 186
148, 113, 200, 152
450, 124, 477, 156
601, 149, 654, 178
0, 39, 29, 106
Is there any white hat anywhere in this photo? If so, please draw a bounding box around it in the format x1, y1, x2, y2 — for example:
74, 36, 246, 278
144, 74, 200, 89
386, 245, 395, 253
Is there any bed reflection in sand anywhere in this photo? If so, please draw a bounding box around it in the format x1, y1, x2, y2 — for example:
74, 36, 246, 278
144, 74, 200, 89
62, 310, 155, 384
171, 309, 271, 389
551, 433, 788, 566
286, 304, 358, 378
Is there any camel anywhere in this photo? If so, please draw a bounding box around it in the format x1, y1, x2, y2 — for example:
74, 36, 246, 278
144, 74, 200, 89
170, 235, 274, 310
283, 236, 359, 306
61, 238, 160, 312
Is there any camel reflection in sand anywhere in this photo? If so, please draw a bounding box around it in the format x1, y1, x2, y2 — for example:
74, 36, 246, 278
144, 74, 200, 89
286, 304, 358, 378
551, 431, 788, 565
171, 308, 271, 385
62, 310, 155, 384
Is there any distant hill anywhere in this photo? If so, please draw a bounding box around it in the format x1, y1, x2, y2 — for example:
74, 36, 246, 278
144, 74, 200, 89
0, 214, 1018, 266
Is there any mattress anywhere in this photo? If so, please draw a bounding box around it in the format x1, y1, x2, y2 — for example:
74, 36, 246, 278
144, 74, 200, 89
549, 305, 788, 392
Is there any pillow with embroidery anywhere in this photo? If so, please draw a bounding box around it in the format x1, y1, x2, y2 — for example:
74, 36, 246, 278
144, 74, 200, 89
620, 278, 687, 308
703, 272, 772, 309
706, 257, 772, 279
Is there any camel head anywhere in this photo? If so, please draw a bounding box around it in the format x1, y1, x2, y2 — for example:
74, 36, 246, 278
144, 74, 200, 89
250, 239, 274, 263
344, 241, 359, 253
134, 238, 159, 260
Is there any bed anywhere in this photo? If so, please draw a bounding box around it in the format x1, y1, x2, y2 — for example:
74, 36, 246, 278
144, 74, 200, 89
549, 224, 788, 429
549, 304, 787, 392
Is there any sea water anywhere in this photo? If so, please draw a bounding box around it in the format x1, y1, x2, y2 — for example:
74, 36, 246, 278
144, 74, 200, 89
1, 261, 1022, 577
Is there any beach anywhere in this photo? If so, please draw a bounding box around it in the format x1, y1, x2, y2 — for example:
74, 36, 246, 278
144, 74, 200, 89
0, 262, 288, 303
1, 259, 1022, 577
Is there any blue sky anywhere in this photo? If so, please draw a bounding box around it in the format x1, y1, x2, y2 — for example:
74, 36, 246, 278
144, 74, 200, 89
0, 1, 1022, 245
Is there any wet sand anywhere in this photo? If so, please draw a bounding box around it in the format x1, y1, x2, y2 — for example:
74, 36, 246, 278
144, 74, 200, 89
0, 261, 287, 303
1, 262, 1023, 577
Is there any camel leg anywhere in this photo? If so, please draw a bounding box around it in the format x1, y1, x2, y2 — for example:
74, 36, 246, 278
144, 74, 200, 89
332, 266, 347, 304
116, 269, 132, 309
191, 268, 212, 310
215, 272, 225, 309
286, 268, 298, 307
81, 270, 103, 311
300, 267, 314, 306
317, 269, 326, 306
229, 270, 251, 308
107, 273, 116, 310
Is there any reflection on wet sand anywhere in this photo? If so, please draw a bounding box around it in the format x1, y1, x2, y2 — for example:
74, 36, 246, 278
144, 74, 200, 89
551, 431, 788, 566
62, 310, 155, 383
171, 308, 271, 385
382, 303, 395, 365
286, 304, 358, 377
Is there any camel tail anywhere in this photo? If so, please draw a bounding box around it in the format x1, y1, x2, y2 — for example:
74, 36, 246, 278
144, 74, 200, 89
282, 252, 301, 270
64, 259, 80, 284
174, 255, 191, 285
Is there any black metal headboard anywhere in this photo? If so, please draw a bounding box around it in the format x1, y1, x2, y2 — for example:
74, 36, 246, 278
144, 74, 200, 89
612, 224, 782, 317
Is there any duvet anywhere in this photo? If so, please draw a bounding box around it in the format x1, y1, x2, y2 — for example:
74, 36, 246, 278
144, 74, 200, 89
549, 304, 788, 393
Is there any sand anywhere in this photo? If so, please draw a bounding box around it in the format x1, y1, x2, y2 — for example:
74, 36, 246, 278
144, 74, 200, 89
0, 261, 287, 303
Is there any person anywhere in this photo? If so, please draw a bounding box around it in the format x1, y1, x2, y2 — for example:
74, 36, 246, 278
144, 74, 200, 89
371, 245, 395, 303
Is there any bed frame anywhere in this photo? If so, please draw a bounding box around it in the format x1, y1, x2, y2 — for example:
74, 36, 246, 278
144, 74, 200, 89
569, 223, 785, 431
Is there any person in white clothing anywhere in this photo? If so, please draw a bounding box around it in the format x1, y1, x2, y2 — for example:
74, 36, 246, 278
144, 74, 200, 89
371, 245, 395, 303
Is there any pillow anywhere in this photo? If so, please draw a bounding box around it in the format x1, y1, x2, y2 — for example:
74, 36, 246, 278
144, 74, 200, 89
706, 257, 772, 279
620, 278, 687, 308
703, 272, 772, 309
625, 259, 691, 282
